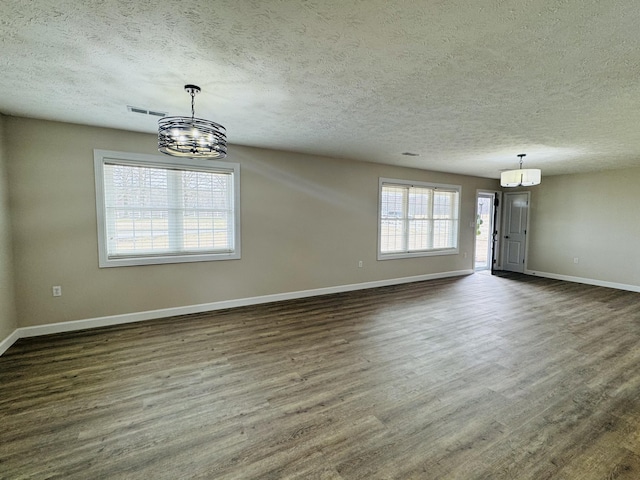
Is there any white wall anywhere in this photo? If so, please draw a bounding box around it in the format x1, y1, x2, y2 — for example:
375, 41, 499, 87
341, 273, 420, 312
5, 116, 499, 328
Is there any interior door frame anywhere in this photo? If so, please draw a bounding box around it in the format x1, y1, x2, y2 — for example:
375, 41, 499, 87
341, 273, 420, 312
474, 190, 502, 272
499, 191, 531, 272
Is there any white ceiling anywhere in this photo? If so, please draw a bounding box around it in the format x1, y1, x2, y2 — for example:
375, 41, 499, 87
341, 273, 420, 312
2, 0, 640, 179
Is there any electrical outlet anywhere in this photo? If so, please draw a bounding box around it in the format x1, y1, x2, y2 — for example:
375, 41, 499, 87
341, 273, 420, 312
573, 257, 579, 264
463, 252, 468, 259
358, 260, 363, 268
52, 286, 62, 297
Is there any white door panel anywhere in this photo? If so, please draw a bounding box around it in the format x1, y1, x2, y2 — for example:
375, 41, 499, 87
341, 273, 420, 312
502, 192, 529, 273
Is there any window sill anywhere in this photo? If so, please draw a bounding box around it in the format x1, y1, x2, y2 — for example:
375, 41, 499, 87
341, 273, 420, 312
99, 251, 241, 268
377, 248, 459, 261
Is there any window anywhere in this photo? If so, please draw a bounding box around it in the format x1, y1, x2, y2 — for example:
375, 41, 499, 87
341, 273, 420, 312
378, 178, 460, 259
94, 150, 240, 267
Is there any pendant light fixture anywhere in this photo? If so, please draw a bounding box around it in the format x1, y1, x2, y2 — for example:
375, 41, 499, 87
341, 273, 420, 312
158, 84, 227, 158
500, 153, 541, 187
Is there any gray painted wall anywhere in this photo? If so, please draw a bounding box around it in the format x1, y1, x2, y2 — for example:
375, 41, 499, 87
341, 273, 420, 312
4, 117, 498, 329
0, 115, 17, 341
526, 168, 640, 288
3, 115, 640, 344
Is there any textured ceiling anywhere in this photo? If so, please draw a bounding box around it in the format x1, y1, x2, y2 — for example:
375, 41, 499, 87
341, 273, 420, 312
2, 0, 640, 178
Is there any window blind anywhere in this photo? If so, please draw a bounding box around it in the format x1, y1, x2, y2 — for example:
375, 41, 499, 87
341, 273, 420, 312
379, 180, 460, 257
103, 163, 234, 259
94, 150, 240, 267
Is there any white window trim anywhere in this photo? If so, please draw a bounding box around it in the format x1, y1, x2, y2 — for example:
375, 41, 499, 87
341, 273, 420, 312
94, 149, 241, 267
377, 177, 461, 260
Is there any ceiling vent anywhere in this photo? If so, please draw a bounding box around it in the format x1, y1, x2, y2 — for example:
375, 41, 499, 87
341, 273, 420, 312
127, 106, 167, 117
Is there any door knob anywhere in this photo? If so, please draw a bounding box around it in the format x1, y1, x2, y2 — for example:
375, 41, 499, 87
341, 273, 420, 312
504, 235, 510, 239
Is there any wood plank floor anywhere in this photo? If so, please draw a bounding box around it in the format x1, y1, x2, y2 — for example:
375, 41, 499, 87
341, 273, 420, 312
2, 272, 640, 479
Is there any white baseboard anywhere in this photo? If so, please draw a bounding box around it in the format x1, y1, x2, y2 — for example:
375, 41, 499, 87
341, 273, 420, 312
1, 269, 473, 355
0, 328, 20, 356
524, 269, 640, 293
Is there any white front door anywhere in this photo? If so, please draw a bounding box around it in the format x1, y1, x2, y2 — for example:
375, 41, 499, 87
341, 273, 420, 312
502, 192, 529, 273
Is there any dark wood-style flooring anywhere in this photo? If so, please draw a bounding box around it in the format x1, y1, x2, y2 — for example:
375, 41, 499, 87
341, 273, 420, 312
2, 272, 640, 479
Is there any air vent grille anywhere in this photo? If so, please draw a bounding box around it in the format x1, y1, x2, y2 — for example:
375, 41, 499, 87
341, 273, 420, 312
127, 106, 167, 117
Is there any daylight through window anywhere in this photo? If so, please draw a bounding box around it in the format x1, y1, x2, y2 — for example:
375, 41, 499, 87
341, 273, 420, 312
379, 178, 460, 259
94, 150, 240, 267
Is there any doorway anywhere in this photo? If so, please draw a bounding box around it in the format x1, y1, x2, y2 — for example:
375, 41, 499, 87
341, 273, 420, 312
474, 192, 497, 271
